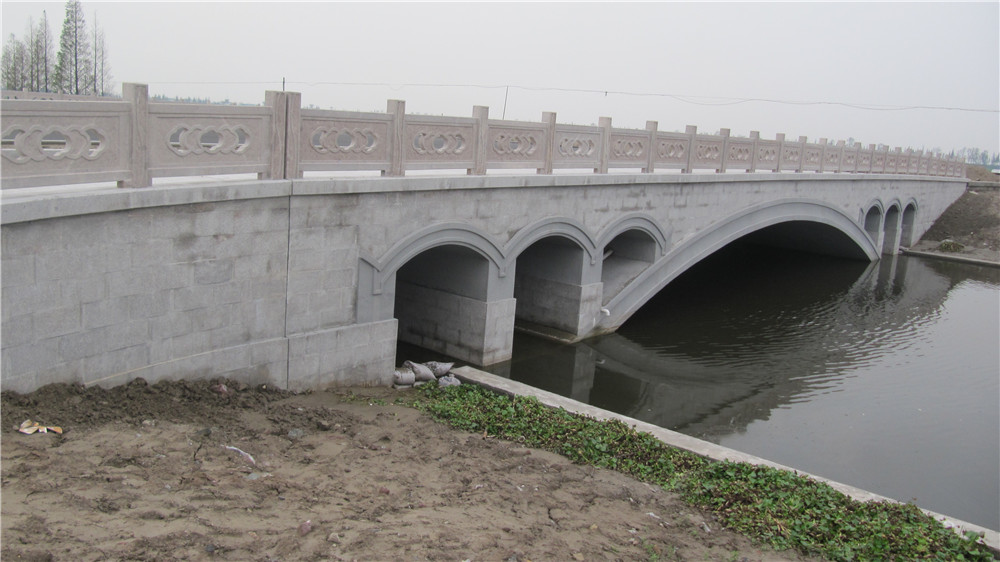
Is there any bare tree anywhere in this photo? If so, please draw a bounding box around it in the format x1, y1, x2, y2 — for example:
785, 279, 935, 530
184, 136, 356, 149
53, 0, 92, 94
38, 10, 54, 92
1, 33, 28, 90
91, 11, 113, 96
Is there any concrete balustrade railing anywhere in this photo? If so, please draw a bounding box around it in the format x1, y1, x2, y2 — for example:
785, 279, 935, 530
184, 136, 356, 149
1, 83, 966, 190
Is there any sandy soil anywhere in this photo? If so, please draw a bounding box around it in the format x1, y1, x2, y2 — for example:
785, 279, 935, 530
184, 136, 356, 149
1, 380, 817, 561
910, 166, 1000, 263
3, 169, 994, 561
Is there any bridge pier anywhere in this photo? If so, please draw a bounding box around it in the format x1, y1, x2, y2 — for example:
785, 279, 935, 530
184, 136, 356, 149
882, 206, 902, 255
392, 246, 516, 366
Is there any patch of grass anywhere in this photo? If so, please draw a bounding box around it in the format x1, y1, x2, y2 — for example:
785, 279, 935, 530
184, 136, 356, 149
411, 382, 993, 561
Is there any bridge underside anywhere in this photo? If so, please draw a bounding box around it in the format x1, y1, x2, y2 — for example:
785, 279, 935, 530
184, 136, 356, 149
381, 199, 888, 368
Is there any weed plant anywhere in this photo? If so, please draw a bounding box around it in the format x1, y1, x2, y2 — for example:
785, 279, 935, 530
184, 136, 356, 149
411, 382, 993, 561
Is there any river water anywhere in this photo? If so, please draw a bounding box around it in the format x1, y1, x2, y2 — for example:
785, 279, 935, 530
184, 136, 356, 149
481, 243, 1000, 530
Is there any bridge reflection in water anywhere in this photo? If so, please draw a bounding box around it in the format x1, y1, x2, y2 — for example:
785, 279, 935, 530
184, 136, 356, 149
453, 243, 998, 530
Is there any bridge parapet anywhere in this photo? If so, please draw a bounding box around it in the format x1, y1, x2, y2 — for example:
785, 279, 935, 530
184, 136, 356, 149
2, 84, 966, 190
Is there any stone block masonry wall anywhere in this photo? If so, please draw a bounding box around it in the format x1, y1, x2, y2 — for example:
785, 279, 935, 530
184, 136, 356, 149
1, 191, 292, 393
514, 275, 603, 337
0, 173, 967, 394
395, 281, 516, 366
0, 181, 401, 394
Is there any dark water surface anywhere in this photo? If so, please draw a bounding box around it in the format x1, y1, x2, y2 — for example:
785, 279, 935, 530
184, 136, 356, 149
484, 245, 1000, 530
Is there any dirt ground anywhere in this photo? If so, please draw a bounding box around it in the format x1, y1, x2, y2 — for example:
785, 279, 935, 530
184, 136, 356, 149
909, 165, 1000, 262
2, 169, 995, 562
1, 380, 818, 562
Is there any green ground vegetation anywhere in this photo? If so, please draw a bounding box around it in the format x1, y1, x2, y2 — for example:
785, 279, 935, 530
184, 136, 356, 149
404, 382, 994, 561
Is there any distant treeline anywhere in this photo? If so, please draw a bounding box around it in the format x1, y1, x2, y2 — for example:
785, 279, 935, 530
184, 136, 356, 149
1, 0, 112, 96
956, 147, 1000, 167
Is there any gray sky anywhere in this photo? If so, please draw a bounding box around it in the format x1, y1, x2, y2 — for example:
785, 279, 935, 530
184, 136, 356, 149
4, 1, 998, 154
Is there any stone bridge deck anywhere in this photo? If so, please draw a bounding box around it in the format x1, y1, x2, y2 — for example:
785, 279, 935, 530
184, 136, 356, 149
0, 171, 966, 394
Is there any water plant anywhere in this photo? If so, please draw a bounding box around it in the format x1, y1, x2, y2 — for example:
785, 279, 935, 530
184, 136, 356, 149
411, 382, 994, 561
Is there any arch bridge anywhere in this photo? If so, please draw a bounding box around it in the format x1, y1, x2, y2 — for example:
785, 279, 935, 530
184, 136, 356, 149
0, 86, 967, 392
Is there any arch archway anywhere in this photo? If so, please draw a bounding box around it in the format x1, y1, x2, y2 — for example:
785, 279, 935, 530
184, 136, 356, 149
597, 199, 880, 333
900, 200, 919, 248
357, 223, 515, 365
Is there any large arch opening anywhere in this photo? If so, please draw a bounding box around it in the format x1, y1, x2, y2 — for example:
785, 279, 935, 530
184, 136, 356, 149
736, 220, 876, 261
598, 200, 880, 333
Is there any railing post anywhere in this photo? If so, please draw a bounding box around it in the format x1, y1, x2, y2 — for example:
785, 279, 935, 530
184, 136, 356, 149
265, 90, 301, 180
796, 136, 807, 172
818, 138, 827, 173
916, 149, 925, 175
749, 131, 760, 172
472, 105, 489, 175
775, 133, 785, 172
286, 92, 301, 178
865, 144, 875, 173
121, 82, 150, 188
386, 99, 405, 176
834, 140, 845, 173
539, 111, 556, 174
719, 128, 730, 173
684, 125, 697, 173
597, 117, 611, 174
643, 120, 657, 173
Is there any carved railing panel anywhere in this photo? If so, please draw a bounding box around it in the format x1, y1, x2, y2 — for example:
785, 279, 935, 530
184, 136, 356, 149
690, 135, 725, 171
608, 128, 649, 168
485, 120, 547, 169
299, 109, 391, 172
824, 143, 844, 172
552, 124, 601, 169
779, 139, 803, 172
652, 132, 690, 170
403, 115, 476, 170
1, 99, 131, 188
754, 139, 781, 172
802, 142, 823, 172
0, 83, 965, 188
885, 150, 900, 174
726, 138, 755, 172
918, 153, 930, 175
858, 149, 873, 173
147, 103, 272, 178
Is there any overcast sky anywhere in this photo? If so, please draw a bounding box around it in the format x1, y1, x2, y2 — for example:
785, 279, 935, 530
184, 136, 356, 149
3, 1, 998, 154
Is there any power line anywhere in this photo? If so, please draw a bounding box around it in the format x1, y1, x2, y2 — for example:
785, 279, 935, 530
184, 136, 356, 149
144, 80, 998, 114
289, 81, 998, 114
